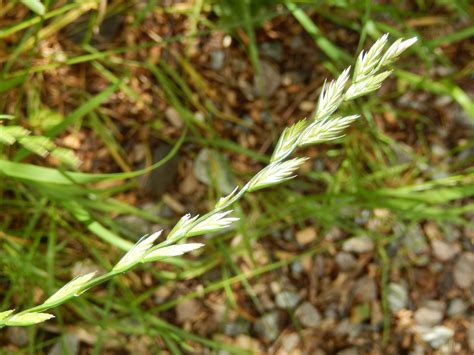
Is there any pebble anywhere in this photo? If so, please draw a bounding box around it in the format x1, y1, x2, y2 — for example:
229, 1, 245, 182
296, 227, 317, 245
295, 301, 321, 328
209, 50, 225, 70
420, 325, 454, 349
278, 332, 299, 353
453, 252, 474, 289
49, 334, 80, 355
164, 107, 183, 128
468, 321, 474, 352
194, 148, 235, 195
403, 224, 429, 254
342, 236, 374, 254
254, 60, 281, 98
115, 215, 152, 238
388, 283, 409, 312
353, 276, 377, 302
176, 299, 201, 323
335, 252, 357, 271
447, 298, 467, 316
254, 311, 280, 342
414, 301, 445, 327
431, 239, 460, 261
275, 291, 301, 309
259, 42, 284, 62
6, 327, 28, 347
223, 318, 251, 337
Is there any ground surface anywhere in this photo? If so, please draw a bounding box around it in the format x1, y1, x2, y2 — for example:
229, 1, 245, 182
0, 1, 473, 354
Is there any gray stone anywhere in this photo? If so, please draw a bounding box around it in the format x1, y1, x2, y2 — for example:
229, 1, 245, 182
353, 276, 377, 302
431, 239, 460, 261
388, 283, 409, 312
295, 301, 321, 328
414, 302, 444, 327
342, 236, 374, 254
194, 148, 235, 194
275, 291, 300, 309
7, 327, 28, 347
403, 224, 429, 254
210, 50, 225, 70
420, 325, 454, 349
447, 298, 468, 316
335, 252, 357, 271
223, 318, 251, 337
468, 321, 474, 352
453, 252, 474, 289
254, 60, 281, 98
259, 42, 284, 62
48, 334, 80, 355
138, 144, 180, 199
254, 312, 280, 342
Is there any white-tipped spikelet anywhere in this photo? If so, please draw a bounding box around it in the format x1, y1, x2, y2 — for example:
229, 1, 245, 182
43, 272, 97, 306
314, 67, 351, 120
143, 243, 204, 262
188, 211, 239, 236
345, 70, 392, 100
300, 115, 360, 145
380, 37, 417, 67
113, 230, 162, 272
271, 120, 307, 162
248, 157, 308, 192
0, 310, 15, 321
4, 313, 55, 326
215, 187, 239, 209
167, 214, 199, 241
353, 34, 388, 83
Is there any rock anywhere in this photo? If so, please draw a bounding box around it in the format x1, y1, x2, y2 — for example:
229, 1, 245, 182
223, 318, 251, 337
254, 312, 280, 342
403, 224, 429, 254
259, 42, 284, 62
275, 291, 300, 309
165, 107, 183, 129
335, 252, 357, 271
353, 276, 377, 302
254, 60, 281, 98
414, 301, 444, 327
342, 236, 374, 254
209, 50, 225, 70
468, 321, 474, 352
278, 332, 299, 353
336, 347, 360, 355
176, 299, 201, 323
138, 144, 180, 199
49, 334, 80, 355
447, 298, 467, 316
388, 283, 409, 312
115, 215, 152, 238
295, 301, 321, 328
453, 252, 474, 289
7, 327, 28, 347
296, 227, 317, 245
431, 239, 460, 261
420, 325, 454, 349
194, 148, 235, 194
